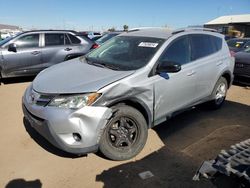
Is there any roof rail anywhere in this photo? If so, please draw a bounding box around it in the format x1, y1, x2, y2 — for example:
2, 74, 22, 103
172, 27, 217, 35
128, 27, 171, 33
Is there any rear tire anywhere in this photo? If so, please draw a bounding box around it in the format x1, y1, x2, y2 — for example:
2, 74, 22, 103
99, 104, 148, 161
205, 77, 228, 109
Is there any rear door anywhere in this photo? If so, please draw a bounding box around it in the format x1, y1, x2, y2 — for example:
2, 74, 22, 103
190, 34, 223, 100
41, 33, 72, 68
1, 33, 42, 77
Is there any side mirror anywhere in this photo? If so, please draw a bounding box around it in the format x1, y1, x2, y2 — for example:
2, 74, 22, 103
8, 43, 17, 52
157, 61, 181, 73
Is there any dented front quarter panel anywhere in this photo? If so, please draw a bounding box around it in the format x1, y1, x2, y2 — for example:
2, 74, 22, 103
95, 69, 155, 127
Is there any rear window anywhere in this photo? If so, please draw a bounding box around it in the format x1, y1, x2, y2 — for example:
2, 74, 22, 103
190, 34, 221, 61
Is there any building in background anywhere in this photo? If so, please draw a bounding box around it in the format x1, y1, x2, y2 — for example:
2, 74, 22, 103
0, 24, 22, 39
204, 14, 250, 37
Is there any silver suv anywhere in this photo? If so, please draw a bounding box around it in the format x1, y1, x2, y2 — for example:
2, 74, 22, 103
0, 30, 94, 78
22, 28, 234, 160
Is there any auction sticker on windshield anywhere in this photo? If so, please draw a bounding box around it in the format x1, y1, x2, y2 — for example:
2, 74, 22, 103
138, 42, 158, 48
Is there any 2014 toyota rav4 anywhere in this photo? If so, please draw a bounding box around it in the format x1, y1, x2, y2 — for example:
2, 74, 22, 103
22, 28, 234, 160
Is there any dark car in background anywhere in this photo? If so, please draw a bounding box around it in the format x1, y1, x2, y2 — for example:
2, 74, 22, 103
77, 31, 102, 39
0, 30, 95, 79
95, 31, 123, 45
227, 38, 250, 53
234, 47, 250, 84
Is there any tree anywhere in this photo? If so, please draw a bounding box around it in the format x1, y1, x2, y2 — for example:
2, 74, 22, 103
108, 27, 116, 32
123, 25, 129, 31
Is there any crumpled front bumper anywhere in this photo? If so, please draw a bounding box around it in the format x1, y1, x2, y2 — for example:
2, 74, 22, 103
22, 85, 112, 155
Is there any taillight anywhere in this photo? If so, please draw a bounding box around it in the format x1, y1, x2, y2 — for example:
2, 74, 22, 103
230, 50, 235, 57
91, 43, 99, 49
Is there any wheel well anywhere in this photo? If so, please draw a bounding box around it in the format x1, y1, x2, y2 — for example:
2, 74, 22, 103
108, 100, 151, 128
222, 72, 231, 88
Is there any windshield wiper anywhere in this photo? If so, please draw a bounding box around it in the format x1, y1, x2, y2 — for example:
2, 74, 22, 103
98, 62, 120, 70
85, 57, 120, 70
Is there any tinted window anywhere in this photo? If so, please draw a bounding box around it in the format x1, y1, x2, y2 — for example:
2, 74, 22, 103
45, 33, 66, 46
160, 36, 190, 65
191, 34, 217, 60
212, 35, 222, 51
15, 34, 39, 48
68, 34, 81, 44
65, 34, 70, 45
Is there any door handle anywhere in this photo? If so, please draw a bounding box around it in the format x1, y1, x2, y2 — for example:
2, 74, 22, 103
64, 48, 72, 51
31, 51, 41, 55
187, 70, 196, 76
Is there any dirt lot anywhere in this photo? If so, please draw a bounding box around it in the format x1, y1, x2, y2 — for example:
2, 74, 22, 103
0, 79, 249, 188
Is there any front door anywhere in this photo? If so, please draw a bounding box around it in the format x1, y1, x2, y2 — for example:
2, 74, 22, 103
2, 33, 42, 77
152, 35, 197, 125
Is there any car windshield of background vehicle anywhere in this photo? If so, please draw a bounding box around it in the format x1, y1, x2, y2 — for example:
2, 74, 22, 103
227, 39, 247, 48
0, 36, 15, 46
86, 36, 165, 71
96, 33, 119, 44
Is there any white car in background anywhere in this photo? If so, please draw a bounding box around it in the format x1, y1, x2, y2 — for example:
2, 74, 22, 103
0, 32, 11, 39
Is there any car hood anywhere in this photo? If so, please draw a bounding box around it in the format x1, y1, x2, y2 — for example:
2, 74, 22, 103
33, 57, 135, 94
235, 52, 250, 64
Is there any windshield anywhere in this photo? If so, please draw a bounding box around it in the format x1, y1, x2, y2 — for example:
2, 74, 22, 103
96, 33, 120, 44
227, 39, 248, 49
86, 36, 165, 71
0, 36, 14, 46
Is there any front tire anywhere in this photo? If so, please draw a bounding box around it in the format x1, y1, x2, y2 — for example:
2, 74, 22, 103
99, 105, 148, 161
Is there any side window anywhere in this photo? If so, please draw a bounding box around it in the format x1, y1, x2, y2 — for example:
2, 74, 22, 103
65, 34, 71, 45
68, 34, 81, 44
15, 34, 39, 48
211, 35, 222, 51
45, 33, 65, 46
191, 34, 218, 61
159, 36, 190, 65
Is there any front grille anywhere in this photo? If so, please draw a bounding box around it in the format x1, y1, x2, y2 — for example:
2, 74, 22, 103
31, 90, 55, 106
235, 62, 250, 68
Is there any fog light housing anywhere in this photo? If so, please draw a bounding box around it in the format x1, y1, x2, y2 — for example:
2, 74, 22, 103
73, 133, 81, 142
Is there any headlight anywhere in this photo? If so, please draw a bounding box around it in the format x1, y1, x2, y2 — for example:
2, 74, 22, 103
48, 93, 101, 109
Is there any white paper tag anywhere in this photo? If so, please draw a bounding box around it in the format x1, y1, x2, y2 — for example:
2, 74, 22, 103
138, 42, 158, 48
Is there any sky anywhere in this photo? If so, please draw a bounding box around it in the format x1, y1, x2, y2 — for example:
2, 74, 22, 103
0, 0, 250, 31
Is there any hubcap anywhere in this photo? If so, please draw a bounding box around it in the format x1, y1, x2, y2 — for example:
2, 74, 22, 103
215, 83, 226, 104
108, 117, 138, 149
